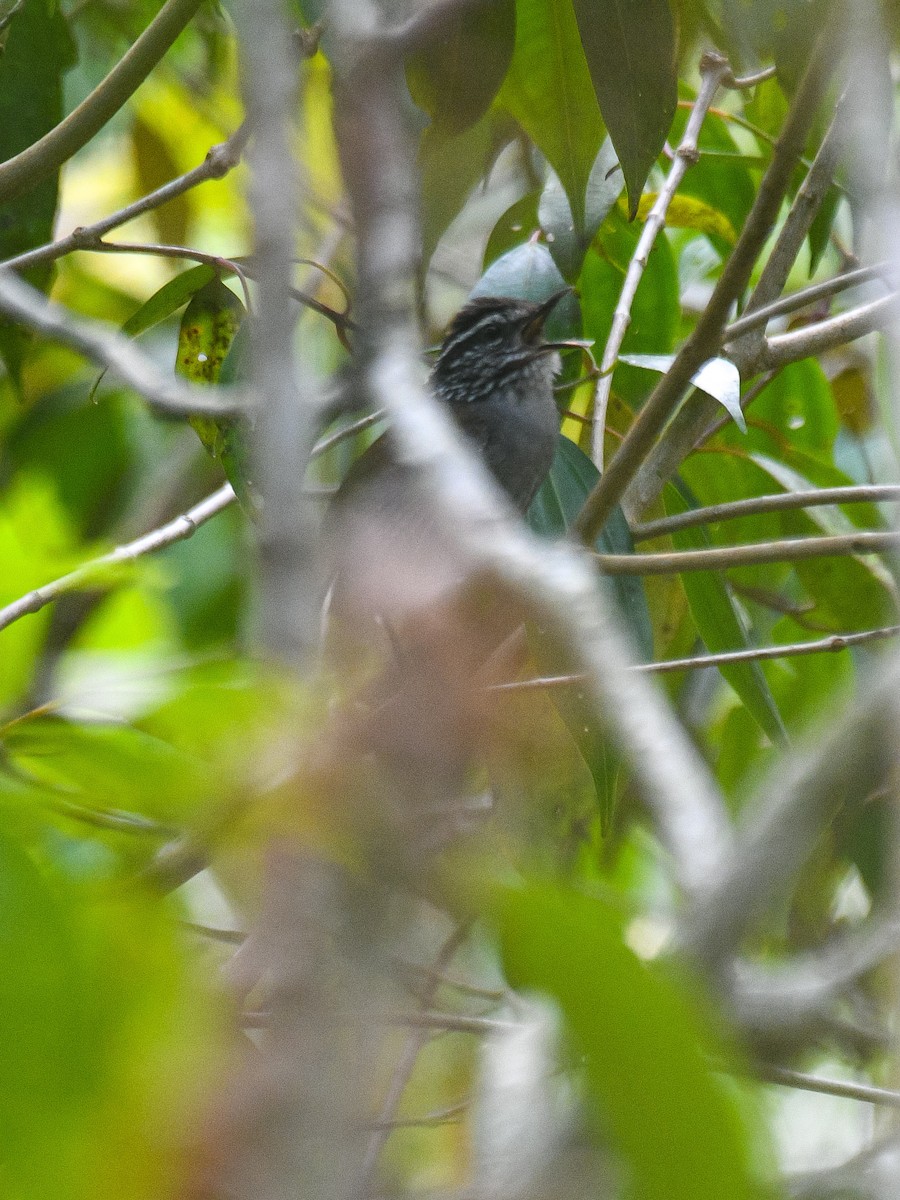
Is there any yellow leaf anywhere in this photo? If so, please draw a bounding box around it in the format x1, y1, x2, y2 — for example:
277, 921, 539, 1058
636, 193, 736, 244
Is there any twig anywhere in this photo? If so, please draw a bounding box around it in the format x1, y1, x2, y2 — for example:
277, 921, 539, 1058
489, 624, 900, 687
0, 484, 236, 635
0, 270, 251, 417
631, 485, 900, 541
0, 0, 206, 205
362, 924, 471, 1186
576, 16, 842, 541
759, 291, 900, 372
751, 1063, 900, 1110
0, 124, 249, 273
590, 51, 731, 467
367, 1101, 469, 1130
392, 1012, 518, 1035
723, 64, 778, 89
723, 263, 894, 341
596, 530, 900, 574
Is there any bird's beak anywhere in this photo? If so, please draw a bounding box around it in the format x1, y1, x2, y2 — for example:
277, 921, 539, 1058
521, 286, 573, 341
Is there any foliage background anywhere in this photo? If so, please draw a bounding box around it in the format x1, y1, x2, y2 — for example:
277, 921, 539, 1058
1, 0, 900, 1197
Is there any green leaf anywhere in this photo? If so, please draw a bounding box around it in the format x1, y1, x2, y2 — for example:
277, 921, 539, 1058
571, 0, 677, 217
539, 137, 622, 281
175, 278, 251, 507
528, 438, 651, 831
130, 115, 191, 246
406, 0, 516, 135
500, 0, 605, 232
88, 264, 218, 402
484, 192, 541, 269
0, 0, 76, 387
530, 435, 653, 659
665, 482, 788, 746
420, 112, 496, 266
494, 881, 757, 1200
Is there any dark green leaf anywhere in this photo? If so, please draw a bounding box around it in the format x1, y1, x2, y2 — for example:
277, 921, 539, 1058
484, 192, 541, 269
528, 436, 652, 830
494, 881, 756, 1200
500, 0, 605, 232
0, 0, 76, 386
420, 113, 496, 266
175, 278, 252, 507
571, 0, 677, 217
539, 137, 622, 281
130, 115, 192, 246
665, 481, 788, 745
406, 0, 515, 135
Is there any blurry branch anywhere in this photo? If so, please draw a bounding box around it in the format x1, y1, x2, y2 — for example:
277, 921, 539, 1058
789, 1137, 900, 1200
491, 624, 900, 687
683, 657, 900, 968
329, 0, 733, 903
733, 909, 900, 1038
88, 240, 255, 309
575, 15, 842, 541
362, 924, 471, 1188
0, 0, 206, 205
368, 1101, 468, 1130
0, 484, 236, 634
0, 124, 250, 273
590, 51, 731, 466
722, 263, 893, 341
740, 101, 846, 352
596, 530, 900, 574
0, 269, 251, 417
632, 484, 900, 540
234, 0, 321, 664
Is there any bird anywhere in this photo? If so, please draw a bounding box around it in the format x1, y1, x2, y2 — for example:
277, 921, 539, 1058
319, 289, 573, 848
324, 289, 571, 619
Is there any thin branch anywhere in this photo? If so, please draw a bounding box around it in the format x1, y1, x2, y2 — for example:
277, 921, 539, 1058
0, 484, 236, 635
0, 124, 249, 273
590, 51, 731, 466
760, 291, 900, 372
752, 1063, 900, 1110
722, 263, 894, 341
0, 0, 206, 205
392, 1012, 518, 1035
367, 1101, 468, 1130
631, 485, 900, 541
575, 17, 842, 540
723, 64, 778, 89
0, 269, 251, 417
490, 624, 900, 688
596, 530, 900, 575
